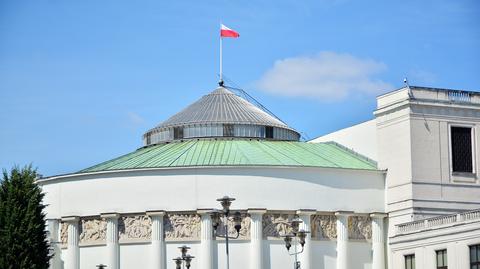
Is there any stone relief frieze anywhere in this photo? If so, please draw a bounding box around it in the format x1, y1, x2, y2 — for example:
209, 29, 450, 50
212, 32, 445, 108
262, 214, 295, 238
215, 214, 251, 240
311, 215, 337, 239
119, 215, 152, 241
164, 214, 201, 240
79, 218, 106, 244
348, 216, 372, 240
60, 222, 68, 244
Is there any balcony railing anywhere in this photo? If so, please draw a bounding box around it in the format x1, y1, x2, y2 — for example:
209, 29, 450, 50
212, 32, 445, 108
396, 209, 480, 235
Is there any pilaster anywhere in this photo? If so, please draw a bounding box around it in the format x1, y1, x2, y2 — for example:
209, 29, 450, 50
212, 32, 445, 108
62, 216, 80, 269
370, 213, 387, 269
146, 211, 166, 269
335, 211, 353, 269
198, 209, 214, 269
101, 213, 120, 269
297, 209, 316, 269
248, 209, 267, 269
47, 219, 61, 269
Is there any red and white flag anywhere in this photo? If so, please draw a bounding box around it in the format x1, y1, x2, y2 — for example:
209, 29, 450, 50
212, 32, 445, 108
220, 24, 240, 38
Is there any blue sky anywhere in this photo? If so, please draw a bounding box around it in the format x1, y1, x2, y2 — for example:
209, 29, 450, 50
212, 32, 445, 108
1, 0, 479, 176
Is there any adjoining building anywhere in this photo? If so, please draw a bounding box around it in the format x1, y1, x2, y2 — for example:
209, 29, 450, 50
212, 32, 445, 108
39, 85, 480, 269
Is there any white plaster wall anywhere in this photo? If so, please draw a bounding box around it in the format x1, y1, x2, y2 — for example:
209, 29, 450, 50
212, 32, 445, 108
311, 240, 337, 269
390, 219, 480, 269
119, 243, 151, 269
310, 120, 378, 161
39, 166, 385, 219
79, 245, 106, 268
349, 242, 373, 269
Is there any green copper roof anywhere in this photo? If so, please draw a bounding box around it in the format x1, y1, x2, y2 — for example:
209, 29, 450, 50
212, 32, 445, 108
79, 140, 377, 173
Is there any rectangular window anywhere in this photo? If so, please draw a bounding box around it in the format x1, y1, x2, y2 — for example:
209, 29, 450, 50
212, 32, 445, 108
436, 249, 447, 269
405, 254, 415, 269
451, 126, 473, 173
223, 124, 234, 137
265, 126, 274, 139
173, 127, 183, 139
471, 244, 480, 269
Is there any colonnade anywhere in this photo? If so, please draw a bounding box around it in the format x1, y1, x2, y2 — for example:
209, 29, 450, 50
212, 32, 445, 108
49, 211, 386, 269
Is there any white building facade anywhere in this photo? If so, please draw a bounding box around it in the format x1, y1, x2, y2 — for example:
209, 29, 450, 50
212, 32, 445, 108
41, 85, 480, 269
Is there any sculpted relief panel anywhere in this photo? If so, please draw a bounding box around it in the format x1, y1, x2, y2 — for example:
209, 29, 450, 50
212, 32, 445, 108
60, 222, 68, 244
79, 218, 106, 244
311, 215, 337, 239
119, 215, 152, 241
262, 214, 295, 238
164, 213, 201, 240
216, 214, 251, 240
348, 216, 372, 240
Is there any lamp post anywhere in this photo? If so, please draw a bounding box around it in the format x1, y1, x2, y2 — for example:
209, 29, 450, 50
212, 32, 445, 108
210, 196, 243, 269
172, 245, 195, 269
282, 216, 310, 269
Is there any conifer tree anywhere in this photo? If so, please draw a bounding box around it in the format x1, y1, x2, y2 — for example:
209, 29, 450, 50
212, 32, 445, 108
0, 165, 51, 269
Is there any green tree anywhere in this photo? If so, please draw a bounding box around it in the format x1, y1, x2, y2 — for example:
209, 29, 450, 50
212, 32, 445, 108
0, 165, 51, 269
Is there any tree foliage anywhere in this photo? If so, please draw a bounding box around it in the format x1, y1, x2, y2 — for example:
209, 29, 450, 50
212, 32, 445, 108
0, 165, 51, 269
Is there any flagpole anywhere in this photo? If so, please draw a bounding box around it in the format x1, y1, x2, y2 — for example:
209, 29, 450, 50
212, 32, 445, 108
219, 36, 223, 86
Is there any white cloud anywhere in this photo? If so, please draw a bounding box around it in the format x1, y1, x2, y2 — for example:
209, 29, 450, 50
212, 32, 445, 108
126, 112, 145, 126
256, 51, 393, 101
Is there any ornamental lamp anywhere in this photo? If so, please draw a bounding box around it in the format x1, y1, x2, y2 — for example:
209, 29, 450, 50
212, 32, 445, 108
290, 217, 302, 234
283, 234, 293, 251
185, 254, 194, 269
173, 257, 182, 269
216, 196, 235, 214
297, 230, 308, 247
210, 210, 221, 230
233, 211, 242, 233
178, 245, 190, 258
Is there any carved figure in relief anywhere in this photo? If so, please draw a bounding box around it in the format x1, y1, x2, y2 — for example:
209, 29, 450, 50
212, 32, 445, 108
164, 214, 201, 239
311, 215, 337, 239
60, 222, 68, 244
79, 219, 106, 243
262, 214, 294, 237
216, 215, 251, 239
119, 215, 152, 240
348, 216, 372, 240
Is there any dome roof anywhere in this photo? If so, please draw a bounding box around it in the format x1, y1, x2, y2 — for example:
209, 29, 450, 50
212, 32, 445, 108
157, 87, 291, 129
143, 87, 300, 145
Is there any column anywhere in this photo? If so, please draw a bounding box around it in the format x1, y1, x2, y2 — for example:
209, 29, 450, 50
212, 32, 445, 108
101, 213, 120, 269
370, 213, 387, 269
297, 209, 316, 269
335, 211, 352, 269
248, 209, 267, 269
47, 219, 61, 269
147, 211, 166, 269
62, 216, 79, 269
198, 209, 214, 269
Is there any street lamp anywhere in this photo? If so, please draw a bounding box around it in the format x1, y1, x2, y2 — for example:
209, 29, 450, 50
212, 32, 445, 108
281, 216, 310, 269
172, 245, 195, 269
210, 196, 243, 269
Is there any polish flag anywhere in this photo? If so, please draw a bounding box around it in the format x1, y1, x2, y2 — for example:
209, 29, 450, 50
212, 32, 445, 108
220, 24, 240, 38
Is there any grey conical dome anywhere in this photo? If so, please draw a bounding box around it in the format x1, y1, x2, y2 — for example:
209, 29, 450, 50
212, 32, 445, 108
143, 87, 300, 145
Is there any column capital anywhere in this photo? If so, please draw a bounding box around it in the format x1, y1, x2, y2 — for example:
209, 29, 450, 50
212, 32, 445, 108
61, 216, 79, 222
197, 208, 215, 215
369, 212, 388, 219
101, 212, 120, 219
146, 210, 166, 217
335, 211, 354, 217
247, 208, 267, 215
296, 209, 316, 216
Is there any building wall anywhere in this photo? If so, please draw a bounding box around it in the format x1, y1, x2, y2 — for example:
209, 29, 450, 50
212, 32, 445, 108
375, 87, 480, 231
310, 119, 378, 161
390, 215, 480, 269
40, 166, 385, 218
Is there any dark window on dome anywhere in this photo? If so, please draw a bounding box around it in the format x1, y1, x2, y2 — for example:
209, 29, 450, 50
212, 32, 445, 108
174, 127, 184, 139
451, 126, 473, 173
265, 126, 274, 139
223, 124, 234, 137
